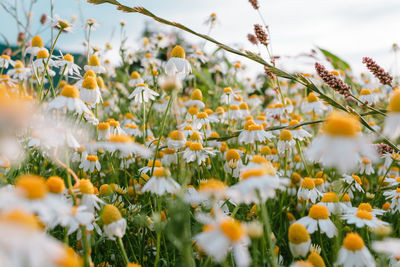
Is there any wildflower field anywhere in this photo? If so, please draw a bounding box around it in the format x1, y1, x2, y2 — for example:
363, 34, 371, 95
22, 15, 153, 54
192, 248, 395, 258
1, 0, 400, 266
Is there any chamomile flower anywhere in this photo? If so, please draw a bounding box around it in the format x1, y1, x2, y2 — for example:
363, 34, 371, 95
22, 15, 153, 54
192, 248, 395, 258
342, 208, 388, 229
84, 54, 106, 73
55, 52, 81, 76
223, 149, 242, 178
228, 162, 288, 204
128, 71, 144, 87
383, 90, 400, 140
342, 174, 364, 197
182, 142, 215, 165
318, 192, 346, 214
97, 122, 111, 140
229, 105, 243, 121
194, 217, 251, 267
142, 167, 181, 196
161, 148, 178, 166
78, 179, 104, 212
165, 45, 192, 78
7, 60, 31, 80
33, 49, 56, 75
335, 233, 375, 267
185, 88, 205, 109
128, 83, 159, 104
289, 120, 312, 141
79, 76, 102, 106
124, 123, 142, 137
103, 135, 152, 159
48, 85, 91, 114
301, 93, 328, 115
297, 204, 337, 238
108, 120, 126, 136
0, 55, 15, 68
359, 157, 374, 175
306, 111, 377, 173
297, 177, 322, 203
278, 129, 296, 156
167, 130, 186, 150
25, 35, 47, 56
102, 204, 127, 240
58, 205, 95, 235
220, 87, 237, 105
79, 154, 101, 173
288, 223, 311, 258
239, 121, 273, 145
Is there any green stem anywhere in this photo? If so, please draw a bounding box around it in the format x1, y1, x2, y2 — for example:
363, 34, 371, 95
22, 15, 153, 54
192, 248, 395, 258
295, 140, 310, 176
117, 237, 130, 265
150, 95, 173, 176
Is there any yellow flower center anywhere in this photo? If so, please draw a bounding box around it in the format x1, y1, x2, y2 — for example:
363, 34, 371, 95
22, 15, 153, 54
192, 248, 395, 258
46, 176, 65, 193
226, 149, 240, 162
321, 192, 338, 203
170, 45, 185, 58
55, 246, 83, 267
0, 55, 10, 60
351, 174, 362, 185
260, 146, 271, 156
125, 124, 139, 129
190, 131, 202, 141
307, 92, 319, 103
356, 210, 372, 220
168, 130, 185, 141
84, 70, 96, 78
87, 155, 98, 162
136, 83, 148, 88
61, 85, 80, 98
99, 184, 112, 196
109, 120, 120, 127
389, 90, 400, 112
289, 120, 302, 129
130, 71, 141, 79
358, 203, 372, 212
108, 135, 134, 143
362, 157, 371, 164
147, 160, 162, 168
36, 49, 49, 59
307, 252, 325, 267
31, 35, 44, 47
301, 177, 315, 190
360, 89, 371, 95
63, 53, 74, 62
197, 112, 208, 119
240, 102, 249, 110
341, 193, 351, 202
188, 106, 198, 115
230, 105, 239, 111
343, 233, 364, 251
241, 168, 268, 180
324, 112, 359, 137
199, 179, 226, 192
191, 89, 202, 101
190, 142, 203, 151
102, 204, 122, 225
15, 175, 47, 199
243, 120, 255, 130
82, 76, 97, 90
98, 122, 110, 130
153, 167, 167, 177
291, 172, 302, 184
248, 124, 263, 131
251, 155, 269, 165
220, 219, 245, 242
223, 87, 233, 94
79, 179, 94, 194
1, 209, 40, 230
279, 129, 293, 141
58, 20, 71, 29
314, 178, 324, 186
88, 54, 100, 66
288, 223, 310, 244
308, 204, 329, 220
14, 60, 24, 68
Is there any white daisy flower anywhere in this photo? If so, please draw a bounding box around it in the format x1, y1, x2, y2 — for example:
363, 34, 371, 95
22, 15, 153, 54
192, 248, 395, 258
47, 85, 91, 115
78, 76, 102, 106
335, 232, 375, 267
142, 167, 181, 196
182, 142, 215, 165
84, 54, 106, 73
297, 178, 322, 203
102, 204, 127, 240
25, 35, 47, 56
128, 83, 159, 104
79, 154, 101, 173
306, 112, 377, 173
165, 45, 192, 78
288, 223, 311, 258
301, 93, 328, 115
296, 204, 337, 238
384, 90, 400, 140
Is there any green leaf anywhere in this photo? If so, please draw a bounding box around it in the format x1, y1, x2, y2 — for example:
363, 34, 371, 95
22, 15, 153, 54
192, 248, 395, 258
318, 47, 351, 71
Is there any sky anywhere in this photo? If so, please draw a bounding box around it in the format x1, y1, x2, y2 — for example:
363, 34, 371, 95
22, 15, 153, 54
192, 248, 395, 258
0, 0, 399, 77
